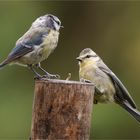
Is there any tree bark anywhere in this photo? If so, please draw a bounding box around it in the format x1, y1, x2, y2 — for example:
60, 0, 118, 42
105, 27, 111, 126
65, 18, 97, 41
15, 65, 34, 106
31, 79, 94, 140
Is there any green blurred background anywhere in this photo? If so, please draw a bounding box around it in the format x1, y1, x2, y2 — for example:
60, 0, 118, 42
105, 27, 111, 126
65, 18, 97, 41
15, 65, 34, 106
0, 1, 140, 139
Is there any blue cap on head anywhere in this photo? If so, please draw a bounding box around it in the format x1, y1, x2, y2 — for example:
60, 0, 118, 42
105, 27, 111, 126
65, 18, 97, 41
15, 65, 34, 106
32, 14, 61, 31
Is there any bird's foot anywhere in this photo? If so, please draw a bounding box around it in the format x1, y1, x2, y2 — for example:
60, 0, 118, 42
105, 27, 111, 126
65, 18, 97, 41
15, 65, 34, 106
80, 78, 92, 83
43, 73, 60, 79
34, 75, 43, 80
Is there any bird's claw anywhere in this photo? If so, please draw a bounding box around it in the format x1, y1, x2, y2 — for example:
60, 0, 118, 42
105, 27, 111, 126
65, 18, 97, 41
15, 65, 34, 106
34, 75, 43, 80
80, 78, 92, 83
43, 74, 60, 79
54, 74, 60, 79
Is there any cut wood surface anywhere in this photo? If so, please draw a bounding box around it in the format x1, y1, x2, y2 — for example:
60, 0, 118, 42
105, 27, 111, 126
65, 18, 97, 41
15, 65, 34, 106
31, 79, 94, 140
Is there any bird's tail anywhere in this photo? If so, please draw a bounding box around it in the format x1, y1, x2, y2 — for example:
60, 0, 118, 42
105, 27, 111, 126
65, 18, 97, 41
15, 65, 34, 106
118, 101, 140, 123
0, 61, 8, 69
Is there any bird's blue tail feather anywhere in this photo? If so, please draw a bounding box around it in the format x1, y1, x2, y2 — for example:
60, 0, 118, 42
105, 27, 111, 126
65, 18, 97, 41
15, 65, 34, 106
0, 62, 7, 69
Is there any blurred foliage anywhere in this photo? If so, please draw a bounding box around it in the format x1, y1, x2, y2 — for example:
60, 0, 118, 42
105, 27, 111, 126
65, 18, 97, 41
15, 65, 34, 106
0, 1, 140, 139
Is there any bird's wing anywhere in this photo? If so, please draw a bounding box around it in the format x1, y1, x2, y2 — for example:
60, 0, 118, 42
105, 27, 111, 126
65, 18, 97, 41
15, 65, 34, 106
3, 29, 48, 64
98, 62, 136, 109
6, 43, 34, 63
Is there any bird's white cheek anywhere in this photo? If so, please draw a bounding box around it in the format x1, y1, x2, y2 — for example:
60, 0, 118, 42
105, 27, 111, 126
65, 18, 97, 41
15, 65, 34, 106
54, 22, 60, 31
92, 57, 100, 62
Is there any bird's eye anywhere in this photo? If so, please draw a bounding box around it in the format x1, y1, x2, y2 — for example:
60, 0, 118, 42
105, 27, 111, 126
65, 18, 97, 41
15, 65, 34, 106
86, 55, 91, 58
56, 21, 60, 25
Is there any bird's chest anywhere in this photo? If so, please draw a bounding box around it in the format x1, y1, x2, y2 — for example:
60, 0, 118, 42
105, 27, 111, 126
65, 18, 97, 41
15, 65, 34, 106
39, 30, 59, 59
79, 65, 115, 103
79, 64, 97, 81
19, 30, 59, 65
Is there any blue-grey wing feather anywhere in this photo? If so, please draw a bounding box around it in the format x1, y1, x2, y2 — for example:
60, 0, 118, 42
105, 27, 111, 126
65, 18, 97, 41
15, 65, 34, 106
3, 30, 48, 64
98, 63, 136, 108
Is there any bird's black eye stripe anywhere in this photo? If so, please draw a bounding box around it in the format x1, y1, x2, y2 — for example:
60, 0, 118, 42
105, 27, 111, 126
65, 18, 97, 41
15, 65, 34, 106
48, 15, 60, 25
86, 55, 90, 58
56, 20, 60, 25
54, 19, 60, 25
86, 55, 97, 58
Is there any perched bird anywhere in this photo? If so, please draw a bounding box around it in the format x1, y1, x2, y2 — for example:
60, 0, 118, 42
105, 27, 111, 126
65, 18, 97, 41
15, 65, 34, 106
76, 48, 140, 123
0, 14, 62, 79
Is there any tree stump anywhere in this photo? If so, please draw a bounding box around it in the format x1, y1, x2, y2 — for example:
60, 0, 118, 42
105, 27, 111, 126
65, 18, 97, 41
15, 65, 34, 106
31, 79, 94, 140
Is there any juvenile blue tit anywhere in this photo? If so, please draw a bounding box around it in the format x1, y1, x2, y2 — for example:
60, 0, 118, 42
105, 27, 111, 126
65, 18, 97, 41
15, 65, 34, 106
77, 48, 140, 123
0, 14, 62, 79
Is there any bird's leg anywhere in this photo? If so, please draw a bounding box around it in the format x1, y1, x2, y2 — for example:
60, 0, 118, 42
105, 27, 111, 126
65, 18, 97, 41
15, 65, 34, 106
95, 87, 103, 95
94, 99, 98, 104
35, 63, 60, 79
28, 64, 42, 79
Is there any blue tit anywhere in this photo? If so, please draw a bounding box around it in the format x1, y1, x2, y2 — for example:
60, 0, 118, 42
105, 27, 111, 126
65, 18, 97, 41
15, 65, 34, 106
0, 14, 62, 79
77, 48, 140, 123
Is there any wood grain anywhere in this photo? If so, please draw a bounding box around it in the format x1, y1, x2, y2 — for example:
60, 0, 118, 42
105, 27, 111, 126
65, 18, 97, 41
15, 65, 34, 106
31, 79, 94, 140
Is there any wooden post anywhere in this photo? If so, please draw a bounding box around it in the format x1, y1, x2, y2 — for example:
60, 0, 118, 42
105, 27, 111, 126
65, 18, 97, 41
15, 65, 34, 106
31, 79, 94, 140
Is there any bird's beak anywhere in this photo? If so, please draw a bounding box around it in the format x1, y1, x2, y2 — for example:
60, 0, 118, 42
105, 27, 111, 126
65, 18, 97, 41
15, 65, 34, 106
76, 56, 82, 62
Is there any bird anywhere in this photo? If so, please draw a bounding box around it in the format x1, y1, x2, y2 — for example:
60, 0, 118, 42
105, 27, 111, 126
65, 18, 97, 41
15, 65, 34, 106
76, 48, 140, 123
0, 14, 62, 79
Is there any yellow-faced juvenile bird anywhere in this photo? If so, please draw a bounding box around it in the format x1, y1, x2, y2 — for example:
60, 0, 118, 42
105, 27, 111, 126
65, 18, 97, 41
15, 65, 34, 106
76, 48, 140, 122
0, 14, 62, 79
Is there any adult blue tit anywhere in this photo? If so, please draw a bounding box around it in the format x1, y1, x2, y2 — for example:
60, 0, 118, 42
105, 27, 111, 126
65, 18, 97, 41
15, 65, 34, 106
0, 14, 62, 79
77, 48, 140, 123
